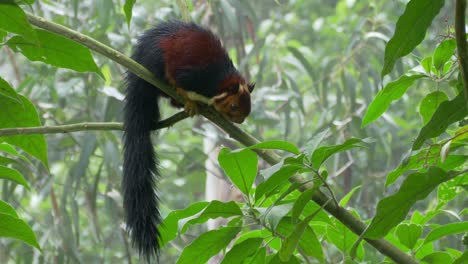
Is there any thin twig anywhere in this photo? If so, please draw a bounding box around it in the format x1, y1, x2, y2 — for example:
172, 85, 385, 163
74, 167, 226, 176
0, 111, 188, 136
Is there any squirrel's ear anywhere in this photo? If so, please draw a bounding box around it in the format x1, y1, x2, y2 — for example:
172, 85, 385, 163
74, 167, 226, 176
247, 82, 255, 93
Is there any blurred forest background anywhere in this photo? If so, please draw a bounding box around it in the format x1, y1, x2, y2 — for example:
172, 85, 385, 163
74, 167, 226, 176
0, 0, 466, 263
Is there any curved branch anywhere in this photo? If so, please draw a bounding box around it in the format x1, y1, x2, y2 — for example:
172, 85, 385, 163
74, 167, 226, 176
24, 13, 417, 264
455, 0, 468, 107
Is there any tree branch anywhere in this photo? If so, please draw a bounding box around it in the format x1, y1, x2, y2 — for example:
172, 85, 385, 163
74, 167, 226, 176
24, 13, 417, 264
455, 0, 468, 108
0, 112, 188, 136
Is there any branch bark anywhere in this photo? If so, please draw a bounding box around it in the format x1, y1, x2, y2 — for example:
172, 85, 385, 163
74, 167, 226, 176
23, 13, 417, 264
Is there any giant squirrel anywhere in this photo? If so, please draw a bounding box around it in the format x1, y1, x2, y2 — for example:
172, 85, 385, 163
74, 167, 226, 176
123, 20, 254, 260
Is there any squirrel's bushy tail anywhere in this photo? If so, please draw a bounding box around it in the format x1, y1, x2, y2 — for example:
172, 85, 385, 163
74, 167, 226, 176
123, 69, 161, 260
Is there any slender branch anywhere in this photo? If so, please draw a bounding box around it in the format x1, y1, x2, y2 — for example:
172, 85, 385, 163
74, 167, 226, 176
455, 0, 468, 108
0, 111, 188, 136
24, 13, 417, 263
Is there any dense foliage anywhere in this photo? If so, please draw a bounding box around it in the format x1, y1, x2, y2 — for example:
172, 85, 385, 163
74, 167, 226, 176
0, 0, 466, 263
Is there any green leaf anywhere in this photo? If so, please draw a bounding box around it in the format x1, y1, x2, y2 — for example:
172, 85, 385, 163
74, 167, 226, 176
339, 185, 361, 207
7, 29, 100, 74
159, 201, 209, 247
0, 2, 36, 40
421, 252, 453, 264
366, 167, 448, 239
245, 247, 266, 264
181, 201, 242, 233
291, 188, 315, 222
0, 200, 18, 218
0, 165, 29, 189
0, 142, 32, 164
176, 227, 241, 264
0, 77, 21, 104
303, 129, 330, 158
386, 145, 466, 186
421, 56, 433, 74
433, 39, 456, 72
311, 138, 365, 169
276, 217, 323, 261
123, 0, 135, 26
381, 0, 445, 76
419, 91, 448, 124
0, 212, 40, 250
395, 223, 422, 249
454, 251, 468, 264
0, 94, 48, 168
327, 218, 364, 260
362, 74, 425, 127
221, 237, 263, 264
413, 93, 467, 150
255, 161, 302, 201
247, 140, 300, 155
262, 203, 294, 231
423, 222, 468, 245
218, 148, 258, 195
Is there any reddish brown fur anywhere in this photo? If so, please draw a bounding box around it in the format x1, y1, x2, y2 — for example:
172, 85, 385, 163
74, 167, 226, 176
160, 28, 226, 82
214, 74, 251, 123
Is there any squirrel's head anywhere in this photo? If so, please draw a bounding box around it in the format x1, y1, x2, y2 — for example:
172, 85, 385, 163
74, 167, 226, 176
213, 76, 255, 124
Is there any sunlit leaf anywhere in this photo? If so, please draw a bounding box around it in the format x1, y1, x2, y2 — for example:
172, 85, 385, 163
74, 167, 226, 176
0, 213, 40, 249
362, 74, 425, 127
123, 0, 135, 26
221, 237, 263, 264
419, 91, 448, 125
366, 167, 448, 238
218, 148, 258, 195
395, 223, 422, 249
381, 0, 445, 76
339, 185, 361, 207
181, 201, 242, 233
433, 39, 456, 73
0, 2, 36, 40
0, 95, 48, 168
423, 222, 468, 245
413, 93, 467, 150
421, 252, 453, 264
0, 77, 21, 104
0, 200, 18, 218
176, 227, 241, 264
7, 29, 101, 74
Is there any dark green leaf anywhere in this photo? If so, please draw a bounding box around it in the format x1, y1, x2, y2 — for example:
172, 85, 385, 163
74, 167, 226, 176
176, 227, 241, 264
381, 0, 445, 76
123, 0, 135, 26
327, 218, 364, 259
413, 93, 467, 150
0, 200, 18, 217
423, 222, 468, 245
0, 212, 40, 249
159, 201, 209, 247
0, 2, 36, 40
366, 167, 448, 238
0, 165, 29, 189
247, 140, 300, 155
311, 138, 365, 169
395, 223, 422, 249
0, 77, 21, 104
433, 39, 456, 72
419, 91, 448, 124
0, 95, 48, 168
221, 238, 263, 264
7, 29, 100, 74
181, 201, 242, 233
362, 74, 425, 127
218, 148, 258, 195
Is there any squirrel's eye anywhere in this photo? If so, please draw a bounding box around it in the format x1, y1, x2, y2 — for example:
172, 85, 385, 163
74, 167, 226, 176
230, 104, 239, 111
